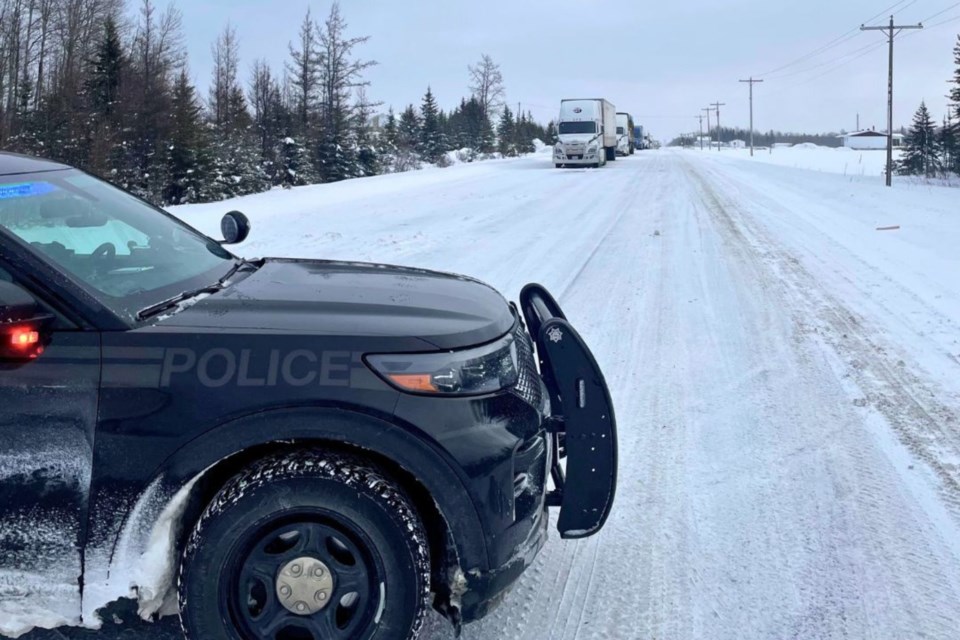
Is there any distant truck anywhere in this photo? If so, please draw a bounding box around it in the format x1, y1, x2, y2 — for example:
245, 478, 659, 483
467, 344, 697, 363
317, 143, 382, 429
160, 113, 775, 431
633, 125, 647, 150
554, 98, 617, 168
616, 113, 635, 156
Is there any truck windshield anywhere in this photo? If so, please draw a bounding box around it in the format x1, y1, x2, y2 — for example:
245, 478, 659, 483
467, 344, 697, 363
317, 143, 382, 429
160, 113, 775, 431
559, 122, 597, 135
0, 169, 235, 323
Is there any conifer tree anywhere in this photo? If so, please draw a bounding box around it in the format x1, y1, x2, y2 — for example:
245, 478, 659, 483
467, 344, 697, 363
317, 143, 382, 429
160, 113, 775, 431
419, 87, 446, 163
164, 69, 209, 204
497, 105, 516, 156
897, 101, 940, 177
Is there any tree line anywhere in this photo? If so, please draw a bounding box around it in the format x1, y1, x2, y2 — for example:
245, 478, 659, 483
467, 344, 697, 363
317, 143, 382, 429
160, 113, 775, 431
0, 0, 552, 206
897, 36, 960, 179
670, 128, 845, 148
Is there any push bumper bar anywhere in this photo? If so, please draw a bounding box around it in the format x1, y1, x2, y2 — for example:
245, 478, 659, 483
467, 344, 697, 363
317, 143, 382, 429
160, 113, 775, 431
520, 284, 618, 539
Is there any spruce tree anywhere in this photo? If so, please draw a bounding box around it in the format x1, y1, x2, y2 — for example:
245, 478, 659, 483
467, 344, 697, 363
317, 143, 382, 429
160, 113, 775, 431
87, 18, 124, 118
897, 101, 940, 177
497, 105, 516, 156
940, 115, 958, 176
164, 69, 210, 205
383, 108, 399, 149
278, 136, 319, 187
398, 105, 421, 153
947, 35, 960, 175
419, 87, 446, 163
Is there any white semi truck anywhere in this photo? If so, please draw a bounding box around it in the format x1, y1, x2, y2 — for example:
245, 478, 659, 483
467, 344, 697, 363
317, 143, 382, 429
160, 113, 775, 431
616, 112, 635, 156
554, 98, 617, 168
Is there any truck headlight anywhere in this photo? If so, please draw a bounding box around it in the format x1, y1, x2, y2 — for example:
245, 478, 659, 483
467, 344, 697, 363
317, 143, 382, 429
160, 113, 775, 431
366, 333, 519, 395
588, 145, 599, 153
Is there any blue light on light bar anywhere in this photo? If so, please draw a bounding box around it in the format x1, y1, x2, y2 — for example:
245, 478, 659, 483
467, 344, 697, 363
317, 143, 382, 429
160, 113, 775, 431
0, 182, 58, 200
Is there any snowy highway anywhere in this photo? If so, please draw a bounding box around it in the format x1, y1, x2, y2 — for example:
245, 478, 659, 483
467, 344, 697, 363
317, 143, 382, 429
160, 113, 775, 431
22, 149, 960, 639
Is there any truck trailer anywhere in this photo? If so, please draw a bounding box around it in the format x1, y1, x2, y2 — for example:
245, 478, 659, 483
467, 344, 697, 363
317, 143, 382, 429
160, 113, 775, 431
554, 98, 617, 168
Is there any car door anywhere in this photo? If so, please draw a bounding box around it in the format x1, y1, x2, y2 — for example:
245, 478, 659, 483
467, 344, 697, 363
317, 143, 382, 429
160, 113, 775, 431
0, 260, 101, 632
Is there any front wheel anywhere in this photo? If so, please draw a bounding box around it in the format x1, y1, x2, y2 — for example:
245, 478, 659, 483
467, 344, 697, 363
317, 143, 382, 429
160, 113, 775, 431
179, 451, 430, 640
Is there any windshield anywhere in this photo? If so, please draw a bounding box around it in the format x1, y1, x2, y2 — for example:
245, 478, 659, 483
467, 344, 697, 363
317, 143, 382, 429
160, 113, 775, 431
0, 170, 234, 322
558, 121, 597, 135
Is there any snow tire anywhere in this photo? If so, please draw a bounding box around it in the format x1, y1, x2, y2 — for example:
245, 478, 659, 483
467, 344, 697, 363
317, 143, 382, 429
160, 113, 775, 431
178, 449, 430, 640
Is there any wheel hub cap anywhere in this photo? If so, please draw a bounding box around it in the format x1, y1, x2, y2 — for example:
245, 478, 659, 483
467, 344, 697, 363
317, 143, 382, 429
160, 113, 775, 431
275, 556, 334, 616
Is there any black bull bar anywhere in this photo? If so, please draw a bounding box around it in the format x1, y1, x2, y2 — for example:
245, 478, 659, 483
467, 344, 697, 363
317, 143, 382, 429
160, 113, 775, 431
520, 284, 618, 539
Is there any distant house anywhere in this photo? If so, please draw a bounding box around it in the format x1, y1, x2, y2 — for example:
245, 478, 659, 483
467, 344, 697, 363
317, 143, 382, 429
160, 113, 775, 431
728, 139, 746, 149
839, 130, 904, 150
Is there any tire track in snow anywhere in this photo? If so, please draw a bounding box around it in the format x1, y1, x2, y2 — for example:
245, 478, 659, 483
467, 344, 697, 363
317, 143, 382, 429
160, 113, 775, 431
682, 155, 960, 638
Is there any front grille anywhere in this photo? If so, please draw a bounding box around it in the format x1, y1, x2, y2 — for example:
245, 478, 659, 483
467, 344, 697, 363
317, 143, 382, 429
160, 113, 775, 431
512, 324, 543, 410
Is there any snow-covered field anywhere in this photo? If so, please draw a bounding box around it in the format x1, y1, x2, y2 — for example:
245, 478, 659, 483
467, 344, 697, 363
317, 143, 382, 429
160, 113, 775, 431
692, 144, 899, 177
14, 146, 960, 639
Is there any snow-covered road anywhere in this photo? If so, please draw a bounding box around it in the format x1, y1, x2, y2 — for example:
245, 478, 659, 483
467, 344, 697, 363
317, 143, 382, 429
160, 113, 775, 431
25, 150, 960, 640
174, 150, 960, 640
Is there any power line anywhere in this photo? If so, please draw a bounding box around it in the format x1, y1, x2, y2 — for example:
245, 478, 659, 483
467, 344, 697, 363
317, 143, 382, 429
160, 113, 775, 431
917, 1, 960, 22
791, 40, 888, 87
756, 0, 909, 77
764, 38, 889, 81
861, 15, 923, 187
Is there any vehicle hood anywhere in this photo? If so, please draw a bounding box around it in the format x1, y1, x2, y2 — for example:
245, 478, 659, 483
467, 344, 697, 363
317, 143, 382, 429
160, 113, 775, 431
557, 134, 600, 146
152, 258, 515, 349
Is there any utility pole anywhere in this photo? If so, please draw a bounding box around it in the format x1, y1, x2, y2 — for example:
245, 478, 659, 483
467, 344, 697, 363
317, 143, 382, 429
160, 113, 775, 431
702, 107, 714, 150
711, 101, 726, 151
696, 114, 705, 150
739, 78, 763, 156
861, 15, 922, 186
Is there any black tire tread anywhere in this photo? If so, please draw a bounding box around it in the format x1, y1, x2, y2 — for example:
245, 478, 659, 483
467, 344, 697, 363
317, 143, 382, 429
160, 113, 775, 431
178, 449, 431, 640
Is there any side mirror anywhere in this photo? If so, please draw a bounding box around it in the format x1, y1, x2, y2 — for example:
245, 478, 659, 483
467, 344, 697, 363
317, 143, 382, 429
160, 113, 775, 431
220, 211, 251, 245
0, 281, 51, 361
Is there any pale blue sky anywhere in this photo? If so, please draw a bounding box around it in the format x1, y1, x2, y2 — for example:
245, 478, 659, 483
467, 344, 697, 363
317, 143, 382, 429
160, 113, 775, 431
167, 0, 960, 140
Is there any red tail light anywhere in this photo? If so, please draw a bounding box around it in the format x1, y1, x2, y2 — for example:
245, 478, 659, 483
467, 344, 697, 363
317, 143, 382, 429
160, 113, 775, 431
10, 329, 40, 348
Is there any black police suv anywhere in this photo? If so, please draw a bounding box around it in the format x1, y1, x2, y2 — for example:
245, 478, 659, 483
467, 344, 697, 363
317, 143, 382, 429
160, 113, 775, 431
0, 152, 617, 640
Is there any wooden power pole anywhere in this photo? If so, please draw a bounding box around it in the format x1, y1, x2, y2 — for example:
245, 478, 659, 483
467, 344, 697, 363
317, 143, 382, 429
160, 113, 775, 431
739, 78, 763, 156
711, 101, 726, 151
702, 107, 713, 150
697, 114, 705, 150
861, 15, 922, 186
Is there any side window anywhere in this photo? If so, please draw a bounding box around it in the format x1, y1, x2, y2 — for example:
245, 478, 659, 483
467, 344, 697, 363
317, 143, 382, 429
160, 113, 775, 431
0, 259, 74, 329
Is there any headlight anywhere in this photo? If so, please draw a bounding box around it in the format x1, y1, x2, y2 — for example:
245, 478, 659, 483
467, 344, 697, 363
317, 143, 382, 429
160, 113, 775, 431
366, 333, 519, 395
588, 145, 599, 152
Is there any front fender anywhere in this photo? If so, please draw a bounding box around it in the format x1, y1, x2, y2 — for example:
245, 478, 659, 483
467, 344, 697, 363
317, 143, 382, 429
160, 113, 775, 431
170, 406, 487, 566
85, 406, 489, 621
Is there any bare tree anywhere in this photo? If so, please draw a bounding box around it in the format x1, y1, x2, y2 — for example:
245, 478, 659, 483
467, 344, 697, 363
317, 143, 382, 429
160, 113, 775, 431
285, 8, 318, 135
315, 1, 376, 180
209, 21, 241, 130
468, 54, 504, 119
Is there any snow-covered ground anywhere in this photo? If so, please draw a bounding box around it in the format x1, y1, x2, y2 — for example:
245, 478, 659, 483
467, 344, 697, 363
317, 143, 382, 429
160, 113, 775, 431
690, 144, 900, 177
170, 148, 960, 639
13, 146, 960, 639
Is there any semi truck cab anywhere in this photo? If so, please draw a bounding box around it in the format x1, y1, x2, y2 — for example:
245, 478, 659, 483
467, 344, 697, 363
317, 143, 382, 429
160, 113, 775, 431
554, 98, 617, 169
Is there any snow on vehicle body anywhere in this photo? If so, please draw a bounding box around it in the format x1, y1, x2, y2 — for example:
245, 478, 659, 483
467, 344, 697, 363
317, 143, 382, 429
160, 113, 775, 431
554, 98, 617, 168
616, 113, 635, 156
0, 152, 618, 639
